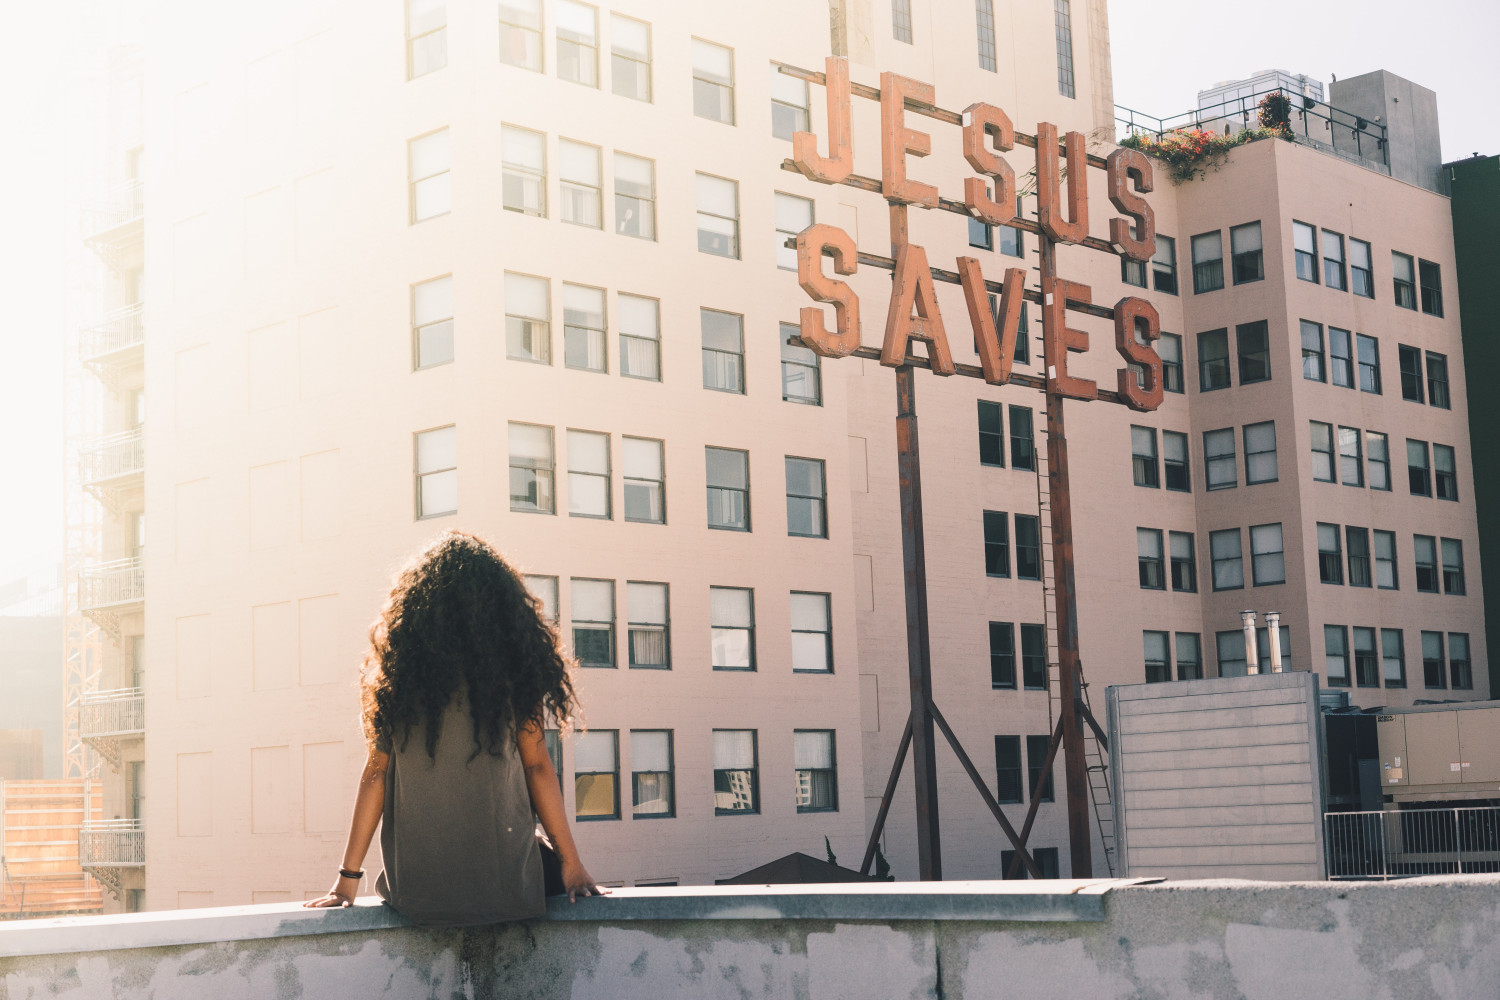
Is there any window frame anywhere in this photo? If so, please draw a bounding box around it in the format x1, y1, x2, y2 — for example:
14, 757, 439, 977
1350, 238, 1374, 297
793, 730, 838, 813
1190, 230, 1225, 294
554, 0, 599, 88
1300, 320, 1325, 382
1317, 523, 1344, 585
408, 127, 451, 224
695, 172, 740, 259
1203, 427, 1237, 491
573, 729, 620, 820
622, 435, 666, 525
1309, 421, 1335, 483
557, 138, 603, 230
785, 455, 828, 539
570, 577, 617, 669
610, 13, 653, 102
712, 729, 759, 815
414, 424, 458, 519
1229, 221, 1264, 284
1249, 522, 1285, 586
1243, 421, 1277, 485
1209, 528, 1244, 591
498, 0, 544, 72
691, 37, 736, 125
614, 151, 657, 241
625, 580, 670, 669
504, 270, 551, 364
989, 620, 1016, 689
406, 0, 448, 80
1355, 333, 1381, 394
1392, 251, 1417, 309
1137, 528, 1165, 591
508, 421, 554, 514
630, 729, 675, 818
1169, 531, 1196, 593
1414, 534, 1439, 594
1152, 234, 1178, 294
1197, 329, 1230, 391
705, 446, 750, 532
1418, 258, 1443, 316
411, 273, 454, 371
700, 307, 745, 394
709, 586, 756, 671
565, 427, 612, 519
1321, 229, 1347, 290
781, 321, 822, 406
1293, 221, 1319, 283
790, 591, 833, 674
501, 124, 547, 217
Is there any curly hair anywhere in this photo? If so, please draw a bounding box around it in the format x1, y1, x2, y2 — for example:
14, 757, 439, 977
360, 531, 578, 759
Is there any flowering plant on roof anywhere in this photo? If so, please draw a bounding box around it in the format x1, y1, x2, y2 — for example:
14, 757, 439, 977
1257, 90, 1295, 139
1119, 125, 1291, 183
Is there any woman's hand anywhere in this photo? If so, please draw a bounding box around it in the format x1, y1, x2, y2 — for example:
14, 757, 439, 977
560, 857, 609, 903
302, 874, 361, 908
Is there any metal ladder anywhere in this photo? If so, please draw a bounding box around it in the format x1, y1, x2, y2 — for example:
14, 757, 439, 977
1034, 410, 1117, 876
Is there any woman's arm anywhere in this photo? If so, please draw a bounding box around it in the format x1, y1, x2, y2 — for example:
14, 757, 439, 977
518, 722, 608, 902
303, 747, 390, 908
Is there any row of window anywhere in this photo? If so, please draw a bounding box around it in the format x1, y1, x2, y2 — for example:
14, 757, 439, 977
976, 401, 1036, 471
1311, 424, 1458, 500
1130, 422, 1272, 492
1294, 221, 1443, 316
1397, 345, 1452, 408
982, 511, 1043, 581
559, 728, 838, 821
1324, 627, 1471, 690
891, 0, 1075, 103
1316, 527, 1466, 595
524, 576, 834, 673
1297, 322, 1382, 393
1142, 627, 1293, 683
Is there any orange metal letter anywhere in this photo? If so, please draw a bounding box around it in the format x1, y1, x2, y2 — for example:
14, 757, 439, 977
796, 224, 862, 358
882, 243, 954, 374
958, 257, 1026, 385
1042, 276, 1098, 400
792, 58, 853, 185
879, 72, 939, 209
1106, 148, 1156, 261
961, 103, 1016, 226
1035, 122, 1089, 244
1113, 296, 1163, 412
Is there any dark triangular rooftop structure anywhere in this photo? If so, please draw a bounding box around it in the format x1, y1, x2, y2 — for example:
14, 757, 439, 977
715, 853, 882, 885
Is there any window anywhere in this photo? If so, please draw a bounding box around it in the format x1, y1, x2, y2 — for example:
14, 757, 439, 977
1191, 232, 1224, 293
1009, 406, 1035, 471
1230, 222, 1263, 283
501, 125, 546, 216
1352, 627, 1378, 687
1053, 0, 1075, 97
562, 577, 617, 668
498, 0, 542, 71
691, 39, 735, 124
978, 401, 1005, 467
705, 446, 749, 531
1152, 235, 1178, 294
574, 730, 618, 819
1236, 321, 1270, 384
786, 457, 827, 538
1355, 334, 1381, 394
701, 308, 744, 393
562, 282, 606, 371
406, 0, 447, 79
1361, 431, 1387, 491
505, 271, 550, 363
1434, 444, 1458, 501
1197, 329, 1229, 390
1374, 530, 1398, 589
1449, 634, 1472, 690
1322, 230, 1346, 290
415, 425, 457, 518
770, 65, 810, 140
1414, 535, 1439, 593
971, 217, 995, 252
989, 621, 1015, 689
408, 128, 450, 223
1002, 848, 1060, 880
618, 293, 660, 380
983, 510, 1010, 577
622, 436, 664, 523
1015, 515, 1041, 581
1346, 527, 1371, 588
1418, 259, 1443, 316
631, 731, 673, 817
1243, 422, 1277, 484
1392, 252, 1416, 309
1381, 630, 1406, 688
1170, 532, 1196, 592
1318, 524, 1345, 585
1143, 631, 1170, 683
558, 139, 602, 228
1159, 333, 1183, 392
998, 199, 1025, 258
1163, 431, 1189, 491
524, 574, 558, 623
696, 173, 739, 258
994, 736, 1022, 804
1426, 352, 1450, 409
781, 322, 822, 405
1338, 427, 1363, 487
1204, 428, 1236, 490
794, 731, 837, 812
555, 0, 598, 87
411, 275, 453, 369
975, 0, 998, 70
1216, 631, 1247, 678
1026, 735, 1055, 802
1441, 538, 1465, 595
1310, 422, 1335, 482
1176, 633, 1202, 680
1293, 221, 1318, 282
1210, 529, 1243, 591
1120, 252, 1146, 287
774, 193, 814, 270
1300, 321, 1325, 382
1324, 626, 1349, 687
1350, 239, 1373, 297
566, 429, 611, 518
791, 592, 832, 673
1021, 624, 1046, 690
1329, 328, 1353, 388
1137, 529, 1165, 590
709, 587, 754, 669
1421, 631, 1445, 689
611, 14, 651, 101
508, 422, 554, 513
1398, 345, 1424, 402
1407, 439, 1431, 496
1249, 523, 1284, 586
626, 582, 668, 668
1130, 426, 1159, 488
615, 153, 656, 240
712, 730, 758, 814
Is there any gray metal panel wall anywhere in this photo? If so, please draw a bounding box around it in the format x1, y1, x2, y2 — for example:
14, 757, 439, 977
1108, 672, 1326, 881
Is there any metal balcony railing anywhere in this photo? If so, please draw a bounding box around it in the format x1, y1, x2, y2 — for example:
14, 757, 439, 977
79, 688, 145, 740
80, 429, 145, 487
80, 304, 145, 362
78, 558, 145, 613
82, 180, 145, 242
78, 819, 146, 867
1325, 807, 1500, 879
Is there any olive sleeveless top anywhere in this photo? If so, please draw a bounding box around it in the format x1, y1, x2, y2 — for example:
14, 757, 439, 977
374, 696, 545, 925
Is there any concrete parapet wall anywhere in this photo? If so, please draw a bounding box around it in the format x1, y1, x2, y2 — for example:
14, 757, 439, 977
2, 877, 1498, 998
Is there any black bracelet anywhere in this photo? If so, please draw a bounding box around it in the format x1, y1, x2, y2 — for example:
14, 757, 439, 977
339, 868, 364, 880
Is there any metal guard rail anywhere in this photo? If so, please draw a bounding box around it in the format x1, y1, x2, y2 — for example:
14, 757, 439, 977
1325, 807, 1500, 879
78, 820, 146, 867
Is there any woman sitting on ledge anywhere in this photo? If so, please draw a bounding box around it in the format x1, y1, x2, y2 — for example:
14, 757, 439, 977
305, 531, 606, 924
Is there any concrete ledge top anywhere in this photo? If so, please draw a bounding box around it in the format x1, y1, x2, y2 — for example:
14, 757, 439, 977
0, 878, 1154, 958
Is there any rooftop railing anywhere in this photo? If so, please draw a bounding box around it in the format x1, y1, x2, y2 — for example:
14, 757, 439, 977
1325, 807, 1500, 879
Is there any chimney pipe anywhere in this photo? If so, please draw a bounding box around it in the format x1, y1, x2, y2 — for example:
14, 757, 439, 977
1241, 610, 1259, 674
1265, 611, 1283, 672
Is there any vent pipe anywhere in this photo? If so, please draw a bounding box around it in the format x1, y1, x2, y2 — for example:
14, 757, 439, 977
1265, 611, 1283, 672
1241, 610, 1259, 674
